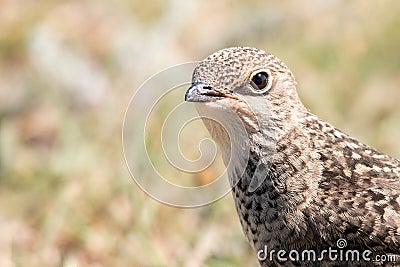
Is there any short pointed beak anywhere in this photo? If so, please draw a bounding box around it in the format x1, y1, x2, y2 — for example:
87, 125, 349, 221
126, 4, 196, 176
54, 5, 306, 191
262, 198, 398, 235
185, 82, 225, 102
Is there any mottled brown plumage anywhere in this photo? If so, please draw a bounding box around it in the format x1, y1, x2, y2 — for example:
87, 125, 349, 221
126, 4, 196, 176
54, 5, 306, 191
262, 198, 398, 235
185, 47, 400, 266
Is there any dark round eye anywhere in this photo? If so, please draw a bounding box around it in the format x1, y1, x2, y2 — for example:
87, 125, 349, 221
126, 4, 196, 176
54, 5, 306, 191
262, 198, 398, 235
251, 72, 269, 90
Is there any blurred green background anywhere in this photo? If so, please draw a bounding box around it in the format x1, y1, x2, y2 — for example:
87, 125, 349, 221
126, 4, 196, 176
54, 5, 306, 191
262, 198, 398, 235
1, 0, 400, 266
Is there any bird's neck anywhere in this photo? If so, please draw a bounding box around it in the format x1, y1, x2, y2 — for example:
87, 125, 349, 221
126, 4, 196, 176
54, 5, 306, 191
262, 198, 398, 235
195, 97, 309, 188
230, 101, 309, 188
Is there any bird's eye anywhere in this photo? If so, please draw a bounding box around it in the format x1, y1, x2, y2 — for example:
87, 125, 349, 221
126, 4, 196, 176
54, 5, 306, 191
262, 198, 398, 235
251, 71, 269, 91
251, 72, 268, 90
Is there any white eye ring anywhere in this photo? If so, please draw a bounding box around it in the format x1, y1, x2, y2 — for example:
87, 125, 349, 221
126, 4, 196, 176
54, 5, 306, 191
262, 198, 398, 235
249, 69, 273, 94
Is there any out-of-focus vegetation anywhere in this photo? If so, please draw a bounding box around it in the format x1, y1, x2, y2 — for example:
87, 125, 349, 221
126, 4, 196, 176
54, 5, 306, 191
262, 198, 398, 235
1, 1, 400, 266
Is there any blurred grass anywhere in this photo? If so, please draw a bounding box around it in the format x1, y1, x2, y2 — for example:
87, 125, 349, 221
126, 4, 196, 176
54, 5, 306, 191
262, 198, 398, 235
0, 0, 400, 266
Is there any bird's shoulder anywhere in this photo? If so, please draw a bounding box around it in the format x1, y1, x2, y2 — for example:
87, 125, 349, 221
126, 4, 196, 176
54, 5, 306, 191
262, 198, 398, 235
290, 114, 400, 251
299, 113, 400, 185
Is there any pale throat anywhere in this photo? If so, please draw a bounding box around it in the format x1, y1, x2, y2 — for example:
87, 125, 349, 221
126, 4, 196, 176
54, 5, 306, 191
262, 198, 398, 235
194, 95, 306, 186
194, 100, 282, 185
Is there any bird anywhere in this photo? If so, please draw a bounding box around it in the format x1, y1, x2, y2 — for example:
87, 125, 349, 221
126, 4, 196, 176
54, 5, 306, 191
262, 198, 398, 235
184, 47, 400, 266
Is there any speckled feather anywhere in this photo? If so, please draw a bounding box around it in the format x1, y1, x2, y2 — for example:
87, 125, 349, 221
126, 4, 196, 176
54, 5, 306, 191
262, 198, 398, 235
188, 47, 400, 266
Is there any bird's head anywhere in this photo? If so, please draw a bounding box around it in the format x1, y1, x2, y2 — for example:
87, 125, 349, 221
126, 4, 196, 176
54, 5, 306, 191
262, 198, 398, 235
185, 47, 306, 143
185, 47, 309, 185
